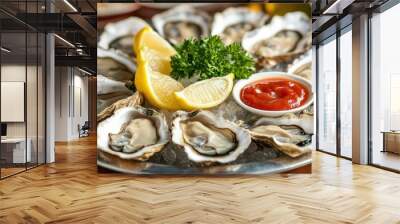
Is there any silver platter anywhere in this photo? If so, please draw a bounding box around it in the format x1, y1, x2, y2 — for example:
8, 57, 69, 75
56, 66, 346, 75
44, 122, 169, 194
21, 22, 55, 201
97, 151, 311, 175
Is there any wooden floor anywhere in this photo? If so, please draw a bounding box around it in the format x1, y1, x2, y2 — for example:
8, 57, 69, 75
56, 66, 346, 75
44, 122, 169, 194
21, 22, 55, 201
1, 164, 43, 178
1, 136, 400, 224
1, 167, 26, 178
373, 150, 400, 171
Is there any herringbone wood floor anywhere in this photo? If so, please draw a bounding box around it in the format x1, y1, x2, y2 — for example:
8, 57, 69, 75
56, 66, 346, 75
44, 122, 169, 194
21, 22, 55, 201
1, 136, 400, 224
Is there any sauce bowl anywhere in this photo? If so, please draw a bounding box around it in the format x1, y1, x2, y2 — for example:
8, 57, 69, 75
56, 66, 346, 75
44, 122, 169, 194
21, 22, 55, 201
232, 72, 313, 117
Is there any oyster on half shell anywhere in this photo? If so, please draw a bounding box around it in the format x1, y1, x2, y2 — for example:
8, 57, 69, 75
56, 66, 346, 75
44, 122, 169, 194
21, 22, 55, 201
253, 113, 314, 134
97, 106, 169, 161
97, 48, 137, 112
288, 51, 312, 80
97, 92, 134, 115
249, 113, 313, 158
152, 5, 211, 45
242, 12, 311, 69
171, 110, 251, 164
97, 91, 143, 122
97, 74, 132, 96
211, 7, 268, 45
98, 17, 149, 57
97, 48, 136, 82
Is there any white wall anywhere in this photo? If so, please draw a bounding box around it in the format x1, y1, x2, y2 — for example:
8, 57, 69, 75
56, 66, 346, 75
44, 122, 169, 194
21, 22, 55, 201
55, 66, 69, 141
1, 63, 46, 164
55, 67, 89, 141
1, 66, 25, 139
71, 70, 89, 136
1, 65, 35, 138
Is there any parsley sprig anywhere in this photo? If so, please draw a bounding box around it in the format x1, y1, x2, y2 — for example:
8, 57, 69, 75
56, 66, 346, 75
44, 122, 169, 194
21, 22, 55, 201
170, 36, 255, 80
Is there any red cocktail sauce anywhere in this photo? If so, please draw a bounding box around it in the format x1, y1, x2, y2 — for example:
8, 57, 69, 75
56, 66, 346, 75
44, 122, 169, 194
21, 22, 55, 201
240, 78, 309, 111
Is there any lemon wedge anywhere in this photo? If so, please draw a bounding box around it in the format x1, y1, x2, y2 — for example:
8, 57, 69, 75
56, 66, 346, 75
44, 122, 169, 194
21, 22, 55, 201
137, 46, 172, 75
135, 61, 183, 110
175, 74, 234, 110
134, 26, 176, 60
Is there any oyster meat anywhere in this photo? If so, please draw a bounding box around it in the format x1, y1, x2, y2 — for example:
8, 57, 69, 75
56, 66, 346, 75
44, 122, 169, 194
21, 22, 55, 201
249, 113, 313, 158
152, 5, 211, 45
97, 106, 169, 160
98, 17, 149, 57
109, 118, 157, 153
171, 110, 251, 164
242, 12, 311, 69
211, 7, 268, 45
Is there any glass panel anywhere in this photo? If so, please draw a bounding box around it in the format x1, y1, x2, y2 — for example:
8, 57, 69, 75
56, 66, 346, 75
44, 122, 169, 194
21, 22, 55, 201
38, 33, 45, 165
311, 45, 317, 150
317, 36, 337, 154
339, 28, 352, 158
371, 4, 400, 171
26, 0, 39, 169
27, 31, 38, 169
0, 0, 46, 178
1, 31, 27, 177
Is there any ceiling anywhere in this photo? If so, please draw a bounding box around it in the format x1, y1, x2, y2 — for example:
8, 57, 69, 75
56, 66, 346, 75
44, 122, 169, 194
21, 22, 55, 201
312, 0, 390, 43
1, 0, 393, 73
0, 0, 97, 73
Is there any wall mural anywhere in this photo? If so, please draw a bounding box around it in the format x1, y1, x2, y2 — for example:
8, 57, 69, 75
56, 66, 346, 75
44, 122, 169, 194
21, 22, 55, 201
96, 3, 313, 174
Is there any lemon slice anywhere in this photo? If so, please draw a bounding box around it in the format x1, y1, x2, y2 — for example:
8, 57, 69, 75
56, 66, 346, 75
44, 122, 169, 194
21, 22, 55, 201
175, 74, 234, 110
137, 46, 172, 75
135, 61, 183, 110
134, 26, 176, 60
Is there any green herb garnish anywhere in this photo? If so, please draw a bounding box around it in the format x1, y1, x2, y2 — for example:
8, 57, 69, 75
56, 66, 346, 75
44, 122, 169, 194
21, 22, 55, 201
170, 36, 255, 80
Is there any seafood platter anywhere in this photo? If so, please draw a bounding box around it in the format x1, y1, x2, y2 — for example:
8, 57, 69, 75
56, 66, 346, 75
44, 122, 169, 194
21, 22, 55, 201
97, 4, 313, 174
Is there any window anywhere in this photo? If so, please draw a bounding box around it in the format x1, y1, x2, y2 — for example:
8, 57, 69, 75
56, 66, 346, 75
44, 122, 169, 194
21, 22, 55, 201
370, 2, 400, 171
339, 27, 352, 158
317, 36, 337, 154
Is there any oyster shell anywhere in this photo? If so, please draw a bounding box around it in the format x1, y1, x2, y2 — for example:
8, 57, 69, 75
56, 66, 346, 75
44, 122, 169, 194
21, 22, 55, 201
97, 91, 143, 122
288, 51, 312, 80
211, 7, 268, 45
98, 17, 149, 57
97, 92, 131, 114
97, 48, 136, 81
242, 12, 311, 69
296, 32, 312, 53
97, 106, 169, 161
171, 110, 251, 164
253, 113, 314, 134
249, 113, 313, 158
152, 5, 211, 45
97, 75, 131, 95
97, 48, 136, 112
